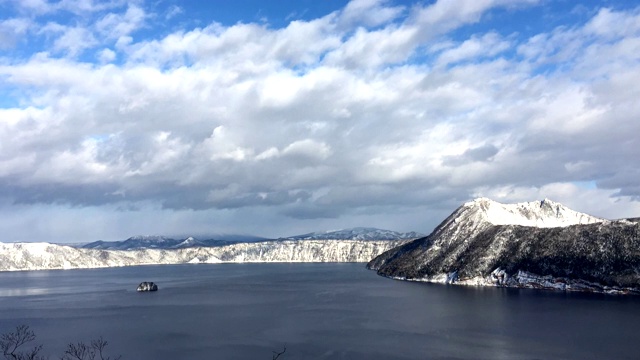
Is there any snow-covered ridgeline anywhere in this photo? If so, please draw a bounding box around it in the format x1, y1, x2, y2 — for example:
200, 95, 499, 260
283, 227, 424, 241
0, 240, 409, 272
461, 197, 604, 228
421, 198, 607, 251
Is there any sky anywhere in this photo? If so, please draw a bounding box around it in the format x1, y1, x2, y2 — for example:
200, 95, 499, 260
1, 0, 639, 242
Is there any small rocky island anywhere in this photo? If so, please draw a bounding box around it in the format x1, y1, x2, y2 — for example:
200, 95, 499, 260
137, 281, 158, 292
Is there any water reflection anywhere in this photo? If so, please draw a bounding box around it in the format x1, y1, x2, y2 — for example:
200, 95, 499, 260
0, 263, 639, 360
0, 288, 49, 296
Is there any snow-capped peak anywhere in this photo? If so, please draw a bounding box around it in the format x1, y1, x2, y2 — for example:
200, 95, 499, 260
172, 237, 201, 248
463, 198, 604, 228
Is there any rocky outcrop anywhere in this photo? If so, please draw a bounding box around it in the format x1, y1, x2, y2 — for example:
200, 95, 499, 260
368, 198, 640, 294
137, 282, 158, 292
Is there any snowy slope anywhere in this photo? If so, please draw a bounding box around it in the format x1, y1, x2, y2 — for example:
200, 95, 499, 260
368, 198, 639, 294
0, 239, 409, 272
465, 197, 604, 227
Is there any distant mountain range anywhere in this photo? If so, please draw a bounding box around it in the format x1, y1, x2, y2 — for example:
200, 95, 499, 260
79, 227, 422, 250
368, 198, 640, 295
80, 235, 257, 250
281, 227, 424, 241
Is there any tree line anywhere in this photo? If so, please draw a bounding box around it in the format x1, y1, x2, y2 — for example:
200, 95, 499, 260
1, 325, 120, 360
2, 325, 287, 359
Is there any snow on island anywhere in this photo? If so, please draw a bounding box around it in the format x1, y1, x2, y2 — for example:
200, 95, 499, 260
137, 282, 158, 292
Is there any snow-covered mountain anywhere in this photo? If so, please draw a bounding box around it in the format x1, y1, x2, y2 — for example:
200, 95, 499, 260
368, 198, 640, 294
172, 237, 202, 248
78, 229, 418, 251
461, 197, 603, 227
0, 239, 409, 272
82, 235, 178, 250
283, 227, 424, 241
81, 235, 243, 250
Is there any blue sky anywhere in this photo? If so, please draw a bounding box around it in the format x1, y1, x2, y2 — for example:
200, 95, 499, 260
0, 0, 639, 242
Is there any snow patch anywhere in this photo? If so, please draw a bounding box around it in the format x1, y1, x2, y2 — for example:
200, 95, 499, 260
397, 268, 640, 295
465, 198, 604, 227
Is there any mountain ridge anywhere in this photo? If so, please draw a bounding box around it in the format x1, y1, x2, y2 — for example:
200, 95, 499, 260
282, 227, 424, 241
0, 239, 410, 272
368, 198, 640, 295
79, 227, 422, 250
80, 235, 264, 250
456, 197, 604, 227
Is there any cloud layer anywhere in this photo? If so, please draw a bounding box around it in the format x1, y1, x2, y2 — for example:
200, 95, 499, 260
1, 0, 639, 241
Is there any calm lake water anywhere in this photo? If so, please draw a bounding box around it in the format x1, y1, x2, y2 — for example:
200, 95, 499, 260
0, 263, 639, 360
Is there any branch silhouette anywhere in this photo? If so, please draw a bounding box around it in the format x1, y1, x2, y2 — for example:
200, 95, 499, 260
4, 325, 285, 359
272, 345, 286, 360
1, 326, 120, 360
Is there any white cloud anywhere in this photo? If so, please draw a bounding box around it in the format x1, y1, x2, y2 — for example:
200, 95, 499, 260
584, 7, 640, 38
323, 25, 418, 68
32, 137, 113, 184
10, 0, 53, 15
282, 139, 332, 161
201, 126, 253, 162
0, 18, 31, 49
165, 4, 183, 20
435, 32, 510, 67
415, 0, 495, 30
51, 25, 97, 56
95, 4, 146, 39
97, 47, 116, 62
125, 131, 191, 176
0, 0, 638, 241
340, 0, 405, 27
414, 0, 538, 36
256, 147, 279, 161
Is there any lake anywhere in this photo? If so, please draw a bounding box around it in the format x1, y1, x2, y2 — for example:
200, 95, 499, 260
0, 263, 639, 359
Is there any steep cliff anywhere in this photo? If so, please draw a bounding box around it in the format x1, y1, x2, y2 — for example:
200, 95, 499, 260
0, 239, 408, 271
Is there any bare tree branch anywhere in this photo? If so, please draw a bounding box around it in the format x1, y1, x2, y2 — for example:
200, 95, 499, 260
272, 345, 286, 360
61, 337, 121, 360
0, 325, 45, 360
90, 338, 121, 360
62, 341, 94, 360
1, 326, 120, 360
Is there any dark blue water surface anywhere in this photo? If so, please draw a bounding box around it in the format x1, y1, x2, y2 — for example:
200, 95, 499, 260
0, 263, 639, 360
